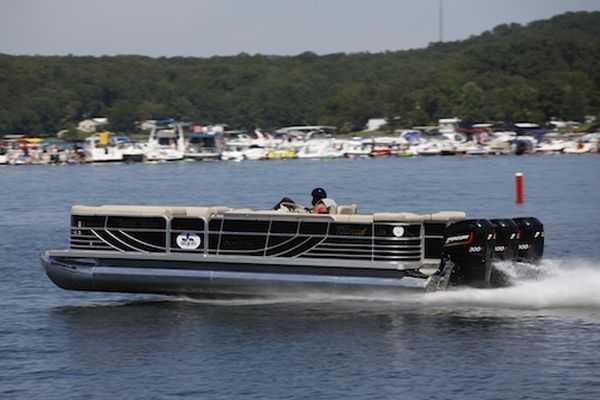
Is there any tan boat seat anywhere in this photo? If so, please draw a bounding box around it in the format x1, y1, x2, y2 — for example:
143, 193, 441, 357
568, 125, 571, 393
331, 214, 373, 223
429, 211, 466, 221
72, 205, 172, 217
71, 205, 466, 225
184, 207, 215, 218
373, 212, 428, 222
337, 204, 358, 215
72, 205, 227, 219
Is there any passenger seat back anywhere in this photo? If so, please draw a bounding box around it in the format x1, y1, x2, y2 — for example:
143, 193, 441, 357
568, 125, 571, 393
337, 204, 358, 215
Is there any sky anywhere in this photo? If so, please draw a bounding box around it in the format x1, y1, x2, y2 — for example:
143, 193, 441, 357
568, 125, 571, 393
1, 0, 599, 57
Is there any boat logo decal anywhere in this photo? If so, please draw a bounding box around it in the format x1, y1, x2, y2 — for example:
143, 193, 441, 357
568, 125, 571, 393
445, 234, 470, 244
392, 226, 405, 237
176, 233, 202, 250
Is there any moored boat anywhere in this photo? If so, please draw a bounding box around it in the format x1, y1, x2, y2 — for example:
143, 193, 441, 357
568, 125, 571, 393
144, 124, 185, 162
184, 132, 224, 161
83, 133, 123, 163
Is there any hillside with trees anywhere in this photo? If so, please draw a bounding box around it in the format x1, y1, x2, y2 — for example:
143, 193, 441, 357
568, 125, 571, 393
1, 11, 599, 135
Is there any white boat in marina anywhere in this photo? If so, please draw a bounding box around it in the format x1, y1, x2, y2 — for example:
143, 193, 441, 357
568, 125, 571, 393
184, 132, 224, 161
456, 141, 489, 156
221, 144, 268, 161
396, 144, 418, 157
275, 125, 337, 140
536, 139, 567, 154
144, 124, 185, 162
120, 143, 145, 162
297, 139, 345, 159
0, 147, 8, 164
563, 141, 593, 154
366, 136, 408, 157
465, 147, 490, 156
344, 140, 371, 158
11, 153, 29, 165
83, 133, 123, 163
222, 130, 276, 161
243, 145, 268, 160
581, 133, 600, 153
487, 132, 516, 155
438, 140, 458, 156
220, 144, 245, 162
414, 141, 442, 156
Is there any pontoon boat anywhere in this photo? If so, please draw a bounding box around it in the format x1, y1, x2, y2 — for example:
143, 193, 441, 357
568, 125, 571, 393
41, 202, 544, 297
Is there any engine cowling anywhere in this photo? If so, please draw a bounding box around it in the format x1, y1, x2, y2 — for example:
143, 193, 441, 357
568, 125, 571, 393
490, 218, 519, 260
513, 217, 544, 262
441, 219, 495, 288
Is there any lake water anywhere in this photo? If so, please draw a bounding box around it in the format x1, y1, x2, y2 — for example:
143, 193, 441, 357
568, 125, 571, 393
1, 155, 600, 400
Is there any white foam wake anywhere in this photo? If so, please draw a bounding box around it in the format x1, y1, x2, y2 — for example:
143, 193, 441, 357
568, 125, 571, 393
419, 259, 600, 309
147, 258, 600, 310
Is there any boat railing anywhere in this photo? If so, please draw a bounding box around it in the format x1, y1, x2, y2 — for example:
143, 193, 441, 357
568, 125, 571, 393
69, 213, 427, 265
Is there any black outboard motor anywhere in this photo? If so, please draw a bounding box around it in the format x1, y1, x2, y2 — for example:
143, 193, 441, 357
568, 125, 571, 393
489, 219, 519, 260
441, 219, 495, 288
513, 217, 544, 262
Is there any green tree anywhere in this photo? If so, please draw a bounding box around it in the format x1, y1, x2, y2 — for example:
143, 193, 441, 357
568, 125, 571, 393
456, 82, 485, 124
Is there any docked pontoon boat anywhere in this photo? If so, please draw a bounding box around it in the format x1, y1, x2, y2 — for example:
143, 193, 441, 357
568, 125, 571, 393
41, 204, 544, 297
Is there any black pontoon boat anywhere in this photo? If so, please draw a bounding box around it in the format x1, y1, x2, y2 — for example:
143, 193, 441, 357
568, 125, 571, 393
41, 204, 544, 296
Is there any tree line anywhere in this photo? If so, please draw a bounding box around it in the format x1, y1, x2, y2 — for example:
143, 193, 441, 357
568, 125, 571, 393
1, 11, 599, 135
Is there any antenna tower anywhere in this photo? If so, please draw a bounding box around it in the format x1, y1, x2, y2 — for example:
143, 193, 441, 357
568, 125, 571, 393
439, 0, 444, 42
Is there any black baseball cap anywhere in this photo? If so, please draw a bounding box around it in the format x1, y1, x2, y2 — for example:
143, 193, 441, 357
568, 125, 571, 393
311, 187, 327, 205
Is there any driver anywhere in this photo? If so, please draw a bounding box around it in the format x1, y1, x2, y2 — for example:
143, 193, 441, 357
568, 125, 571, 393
272, 188, 337, 214
310, 188, 337, 214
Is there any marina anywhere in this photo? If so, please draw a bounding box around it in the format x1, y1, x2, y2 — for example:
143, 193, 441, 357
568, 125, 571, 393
1, 121, 599, 166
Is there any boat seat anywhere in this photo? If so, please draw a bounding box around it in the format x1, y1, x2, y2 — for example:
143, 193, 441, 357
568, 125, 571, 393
331, 214, 373, 223
373, 212, 428, 222
71, 205, 466, 224
184, 207, 226, 218
429, 211, 466, 222
72, 205, 173, 216
72, 205, 230, 219
337, 204, 358, 215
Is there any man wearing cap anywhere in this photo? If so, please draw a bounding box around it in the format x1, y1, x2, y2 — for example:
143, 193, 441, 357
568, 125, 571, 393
310, 187, 337, 214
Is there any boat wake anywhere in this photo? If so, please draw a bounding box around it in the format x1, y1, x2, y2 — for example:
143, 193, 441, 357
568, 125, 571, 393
166, 259, 600, 310
416, 258, 600, 309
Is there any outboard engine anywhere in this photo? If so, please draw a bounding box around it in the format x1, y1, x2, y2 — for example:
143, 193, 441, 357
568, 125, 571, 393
513, 217, 544, 262
490, 219, 519, 260
440, 219, 495, 288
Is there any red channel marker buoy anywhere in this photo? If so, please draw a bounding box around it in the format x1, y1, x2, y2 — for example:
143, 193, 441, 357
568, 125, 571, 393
515, 172, 524, 205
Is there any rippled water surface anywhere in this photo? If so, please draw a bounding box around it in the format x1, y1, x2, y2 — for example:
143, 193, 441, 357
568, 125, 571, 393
1, 155, 600, 399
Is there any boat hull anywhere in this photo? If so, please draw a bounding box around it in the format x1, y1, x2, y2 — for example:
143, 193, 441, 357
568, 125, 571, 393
184, 152, 221, 161
41, 251, 434, 297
